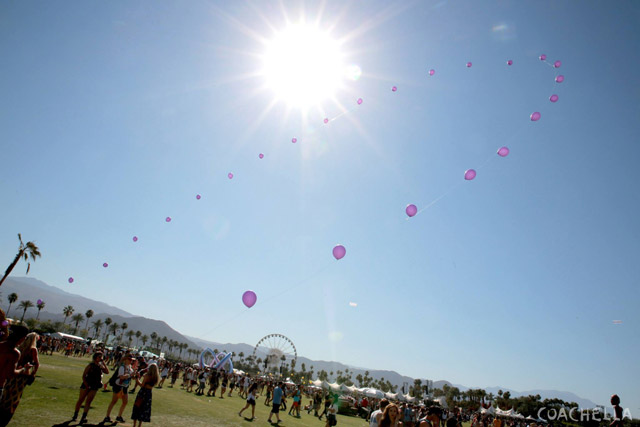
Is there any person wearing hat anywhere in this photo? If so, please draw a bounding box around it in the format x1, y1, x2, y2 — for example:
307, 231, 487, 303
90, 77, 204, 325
104, 354, 133, 424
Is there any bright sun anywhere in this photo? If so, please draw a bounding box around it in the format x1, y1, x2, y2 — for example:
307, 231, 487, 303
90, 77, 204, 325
263, 24, 344, 109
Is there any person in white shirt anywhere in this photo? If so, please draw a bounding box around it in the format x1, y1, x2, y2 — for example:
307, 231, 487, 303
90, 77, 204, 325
370, 399, 390, 427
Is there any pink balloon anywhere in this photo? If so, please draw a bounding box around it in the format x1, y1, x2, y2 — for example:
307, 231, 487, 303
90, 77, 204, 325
37, 299, 43, 305
259, 153, 264, 159
464, 169, 476, 180
406, 204, 417, 217
357, 98, 363, 105
507, 60, 513, 66
133, 236, 138, 242
497, 147, 510, 157
103, 262, 108, 268
333, 244, 346, 260
540, 54, 547, 61
530, 111, 541, 121
68, 277, 74, 284
323, 118, 329, 124
196, 194, 201, 200
466, 62, 472, 68
242, 290, 257, 308
549, 94, 559, 103
228, 173, 233, 179
555, 75, 565, 83
166, 216, 172, 222
429, 69, 435, 76
391, 86, 397, 92
292, 137, 297, 143
554, 60, 561, 68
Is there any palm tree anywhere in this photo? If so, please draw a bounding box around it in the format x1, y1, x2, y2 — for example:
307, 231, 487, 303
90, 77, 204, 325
62, 306, 74, 325
103, 317, 112, 342
84, 310, 94, 332
119, 322, 128, 344
109, 323, 119, 344
71, 313, 84, 334
125, 330, 135, 348
150, 332, 158, 349
135, 330, 141, 347
92, 319, 103, 338
141, 335, 149, 349
6, 293, 18, 317
18, 300, 34, 323
0, 234, 42, 287
36, 299, 45, 320
160, 336, 167, 353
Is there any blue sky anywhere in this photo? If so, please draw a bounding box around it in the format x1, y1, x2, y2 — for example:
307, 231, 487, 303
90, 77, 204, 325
1, 0, 639, 412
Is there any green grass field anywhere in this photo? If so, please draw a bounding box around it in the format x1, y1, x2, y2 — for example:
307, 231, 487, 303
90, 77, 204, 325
11, 353, 372, 427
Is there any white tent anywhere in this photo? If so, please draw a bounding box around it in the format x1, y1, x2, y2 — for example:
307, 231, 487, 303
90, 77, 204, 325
433, 396, 448, 408
51, 332, 85, 341
405, 395, 416, 403
385, 392, 398, 400
339, 383, 352, 393
312, 379, 323, 388
364, 388, 385, 399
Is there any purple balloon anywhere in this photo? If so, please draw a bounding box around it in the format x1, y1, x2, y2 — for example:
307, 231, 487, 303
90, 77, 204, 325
530, 111, 541, 121
37, 299, 43, 305
1, 321, 7, 327
292, 137, 297, 143
242, 290, 257, 308
554, 60, 561, 68
323, 118, 329, 124
228, 173, 233, 179
429, 69, 435, 76
166, 216, 172, 222
196, 194, 201, 200
497, 147, 510, 157
549, 94, 559, 103
133, 236, 138, 242
406, 204, 417, 217
333, 244, 346, 260
464, 169, 477, 180
507, 60, 513, 66
540, 54, 547, 61
391, 86, 397, 92
103, 262, 108, 268
555, 75, 565, 83
357, 98, 363, 105
259, 153, 264, 159
68, 277, 74, 284
466, 62, 472, 68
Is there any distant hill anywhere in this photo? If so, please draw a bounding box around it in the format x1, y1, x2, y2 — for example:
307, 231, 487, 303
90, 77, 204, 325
1, 276, 598, 409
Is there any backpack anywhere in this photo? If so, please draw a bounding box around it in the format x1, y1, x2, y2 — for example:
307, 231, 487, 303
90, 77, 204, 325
108, 364, 122, 387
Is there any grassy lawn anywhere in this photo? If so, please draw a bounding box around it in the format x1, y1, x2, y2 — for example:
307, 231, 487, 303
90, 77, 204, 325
11, 353, 371, 427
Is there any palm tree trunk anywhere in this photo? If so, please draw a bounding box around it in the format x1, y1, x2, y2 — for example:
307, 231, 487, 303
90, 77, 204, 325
36, 308, 41, 320
20, 309, 27, 323
0, 251, 23, 287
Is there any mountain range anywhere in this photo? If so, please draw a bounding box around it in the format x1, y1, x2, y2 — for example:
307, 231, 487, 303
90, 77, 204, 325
1, 276, 598, 408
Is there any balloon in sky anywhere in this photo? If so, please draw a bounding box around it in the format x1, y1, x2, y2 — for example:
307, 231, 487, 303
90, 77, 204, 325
349, 302, 358, 307
540, 54, 547, 60
406, 204, 418, 217
323, 118, 329, 124
292, 137, 297, 143
242, 290, 257, 308
507, 59, 513, 66
530, 111, 541, 121
554, 60, 562, 68
357, 98, 363, 105
391, 86, 397, 92
497, 147, 510, 157
103, 262, 108, 268
196, 194, 201, 200
37, 299, 42, 305
549, 94, 559, 103
228, 173, 233, 179
132, 236, 138, 242
464, 169, 477, 180
429, 69, 435, 76
259, 153, 264, 159
466, 62, 472, 67
555, 75, 565, 83
166, 216, 172, 222
333, 244, 346, 260
68, 277, 74, 284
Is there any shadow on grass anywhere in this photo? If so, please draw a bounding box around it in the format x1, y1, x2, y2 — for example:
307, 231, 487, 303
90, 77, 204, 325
51, 420, 116, 427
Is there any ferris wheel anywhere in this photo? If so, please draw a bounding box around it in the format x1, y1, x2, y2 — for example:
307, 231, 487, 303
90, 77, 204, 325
252, 334, 297, 373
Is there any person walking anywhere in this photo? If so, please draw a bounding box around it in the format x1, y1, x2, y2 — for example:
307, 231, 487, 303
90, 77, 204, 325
104, 354, 133, 424
238, 383, 259, 420
72, 352, 109, 424
267, 382, 284, 424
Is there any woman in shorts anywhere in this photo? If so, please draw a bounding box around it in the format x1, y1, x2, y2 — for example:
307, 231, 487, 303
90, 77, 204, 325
72, 352, 109, 424
238, 383, 258, 420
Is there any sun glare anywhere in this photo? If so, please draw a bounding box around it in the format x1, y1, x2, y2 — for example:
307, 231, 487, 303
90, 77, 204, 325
263, 24, 344, 109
